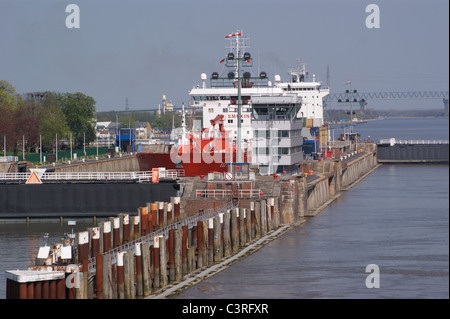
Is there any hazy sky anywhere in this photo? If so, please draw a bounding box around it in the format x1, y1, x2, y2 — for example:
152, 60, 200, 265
0, 0, 448, 111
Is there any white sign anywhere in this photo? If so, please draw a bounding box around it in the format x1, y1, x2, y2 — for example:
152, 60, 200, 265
225, 172, 234, 180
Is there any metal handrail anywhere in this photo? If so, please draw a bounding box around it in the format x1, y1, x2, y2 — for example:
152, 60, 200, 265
0, 169, 185, 181
195, 189, 263, 199
86, 201, 237, 274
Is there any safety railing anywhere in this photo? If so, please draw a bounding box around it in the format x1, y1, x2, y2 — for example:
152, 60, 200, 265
195, 189, 263, 199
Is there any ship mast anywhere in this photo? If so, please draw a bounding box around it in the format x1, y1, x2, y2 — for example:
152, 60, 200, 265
226, 31, 245, 163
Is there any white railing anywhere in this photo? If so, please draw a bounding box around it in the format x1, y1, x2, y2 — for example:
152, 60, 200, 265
195, 189, 263, 199
0, 169, 185, 182
379, 139, 449, 145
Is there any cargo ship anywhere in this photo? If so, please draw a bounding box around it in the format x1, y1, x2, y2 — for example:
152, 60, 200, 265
137, 31, 330, 176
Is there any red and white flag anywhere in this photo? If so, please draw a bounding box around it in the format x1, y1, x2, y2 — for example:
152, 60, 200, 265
345, 81, 352, 85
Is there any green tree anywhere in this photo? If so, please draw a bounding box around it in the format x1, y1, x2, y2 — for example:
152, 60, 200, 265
39, 92, 70, 152
58, 92, 96, 149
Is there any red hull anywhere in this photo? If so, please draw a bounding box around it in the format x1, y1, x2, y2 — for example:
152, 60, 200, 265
136, 152, 245, 177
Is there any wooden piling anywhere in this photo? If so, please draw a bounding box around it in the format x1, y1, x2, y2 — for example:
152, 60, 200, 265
113, 217, 120, 248
102, 254, 112, 299
255, 201, 261, 239
122, 214, 130, 243
117, 252, 125, 299
77, 231, 89, 264
158, 202, 165, 227
213, 216, 222, 263
174, 228, 182, 280
103, 221, 111, 253
239, 208, 245, 247
141, 241, 151, 297
223, 211, 231, 257
153, 237, 160, 289
167, 203, 173, 224
124, 250, 134, 299
159, 236, 167, 288
182, 225, 188, 274
250, 201, 255, 240
196, 220, 203, 268
169, 229, 175, 282
173, 197, 180, 221
135, 243, 143, 297
91, 227, 100, 259
96, 254, 103, 299
140, 207, 148, 236
231, 208, 239, 254
150, 203, 158, 231
208, 218, 214, 265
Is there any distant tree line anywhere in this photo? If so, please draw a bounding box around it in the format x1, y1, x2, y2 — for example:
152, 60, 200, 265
97, 111, 181, 131
0, 80, 96, 155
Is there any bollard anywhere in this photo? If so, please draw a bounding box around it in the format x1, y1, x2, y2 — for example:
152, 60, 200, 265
135, 243, 143, 297
103, 221, 111, 253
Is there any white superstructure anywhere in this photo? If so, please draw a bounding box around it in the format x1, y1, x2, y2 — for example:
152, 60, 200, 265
187, 32, 329, 147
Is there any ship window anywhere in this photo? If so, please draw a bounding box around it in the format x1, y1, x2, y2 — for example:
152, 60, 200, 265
220, 96, 230, 100
208, 108, 214, 113
216, 184, 223, 190
223, 108, 228, 112
228, 119, 233, 123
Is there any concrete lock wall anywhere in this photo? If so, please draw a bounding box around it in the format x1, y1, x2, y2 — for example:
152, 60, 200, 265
53, 156, 139, 173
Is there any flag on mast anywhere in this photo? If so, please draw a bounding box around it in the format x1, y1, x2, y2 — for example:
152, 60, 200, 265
345, 81, 352, 85
220, 58, 225, 64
